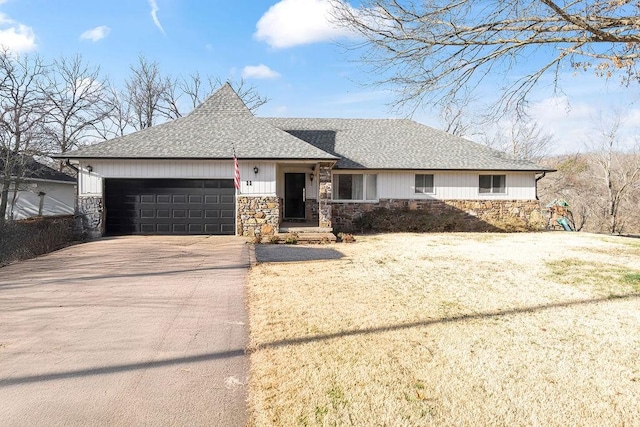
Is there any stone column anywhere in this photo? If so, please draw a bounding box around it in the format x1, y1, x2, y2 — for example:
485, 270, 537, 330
77, 196, 103, 239
318, 163, 333, 229
237, 196, 280, 238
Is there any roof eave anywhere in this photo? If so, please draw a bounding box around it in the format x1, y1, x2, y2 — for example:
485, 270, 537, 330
332, 166, 557, 173
56, 155, 339, 161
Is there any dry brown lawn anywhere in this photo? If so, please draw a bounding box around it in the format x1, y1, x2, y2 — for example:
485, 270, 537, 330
247, 232, 640, 426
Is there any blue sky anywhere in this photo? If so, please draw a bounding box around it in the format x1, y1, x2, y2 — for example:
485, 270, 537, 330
0, 0, 638, 154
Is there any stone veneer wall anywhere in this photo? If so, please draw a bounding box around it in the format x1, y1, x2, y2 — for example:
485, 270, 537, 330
237, 196, 280, 238
305, 199, 319, 222
332, 199, 544, 232
317, 164, 333, 228
77, 196, 103, 238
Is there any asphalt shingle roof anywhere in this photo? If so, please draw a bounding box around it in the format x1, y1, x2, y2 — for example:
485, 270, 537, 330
60, 84, 337, 161
264, 118, 550, 171
60, 83, 550, 172
0, 150, 75, 183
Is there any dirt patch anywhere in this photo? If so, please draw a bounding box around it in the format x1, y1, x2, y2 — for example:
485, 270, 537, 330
247, 232, 640, 426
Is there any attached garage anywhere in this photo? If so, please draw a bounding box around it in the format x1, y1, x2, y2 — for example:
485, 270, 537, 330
104, 179, 235, 235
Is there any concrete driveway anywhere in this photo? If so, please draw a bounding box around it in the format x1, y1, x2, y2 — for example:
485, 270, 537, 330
0, 236, 250, 426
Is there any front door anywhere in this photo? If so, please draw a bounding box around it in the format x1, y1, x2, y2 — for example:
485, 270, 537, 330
284, 173, 306, 219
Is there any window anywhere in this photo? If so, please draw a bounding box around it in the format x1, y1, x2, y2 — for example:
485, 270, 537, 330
479, 174, 506, 194
415, 174, 434, 194
334, 174, 377, 200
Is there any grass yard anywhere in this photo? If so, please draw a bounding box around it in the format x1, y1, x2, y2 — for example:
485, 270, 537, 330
247, 232, 640, 426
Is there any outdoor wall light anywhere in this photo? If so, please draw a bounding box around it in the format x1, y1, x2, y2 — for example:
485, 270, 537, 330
310, 172, 314, 182
86, 165, 93, 173
253, 166, 259, 174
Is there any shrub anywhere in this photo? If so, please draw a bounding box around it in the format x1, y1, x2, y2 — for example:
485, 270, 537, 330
0, 215, 76, 266
283, 232, 298, 244
352, 207, 494, 233
269, 235, 281, 244
337, 232, 356, 243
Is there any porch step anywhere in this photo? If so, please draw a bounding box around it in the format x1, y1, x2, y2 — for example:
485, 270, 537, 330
275, 232, 337, 244
279, 226, 333, 233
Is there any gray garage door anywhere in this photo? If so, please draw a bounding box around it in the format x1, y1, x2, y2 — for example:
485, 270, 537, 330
104, 179, 235, 235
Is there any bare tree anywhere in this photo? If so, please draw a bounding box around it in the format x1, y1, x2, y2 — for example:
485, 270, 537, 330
177, 74, 269, 114
122, 57, 269, 129
0, 51, 49, 223
158, 77, 181, 121
439, 94, 475, 137
178, 72, 211, 112
482, 115, 554, 161
538, 154, 593, 231
589, 115, 640, 234
331, 0, 640, 115
42, 54, 112, 157
100, 86, 133, 139
228, 77, 269, 112
124, 55, 172, 130
542, 114, 640, 235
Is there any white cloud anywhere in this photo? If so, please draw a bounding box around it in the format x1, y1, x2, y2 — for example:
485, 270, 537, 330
148, 0, 165, 34
0, 12, 36, 53
254, 0, 355, 48
241, 64, 281, 79
80, 25, 110, 42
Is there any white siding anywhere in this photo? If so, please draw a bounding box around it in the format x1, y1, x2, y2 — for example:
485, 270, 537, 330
77, 160, 277, 196
346, 170, 537, 201
3, 181, 75, 219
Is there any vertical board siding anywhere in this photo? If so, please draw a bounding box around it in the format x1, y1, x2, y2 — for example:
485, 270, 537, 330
239, 161, 277, 195
375, 170, 537, 200
78, 161, 537, 201
78, 160, 276, 196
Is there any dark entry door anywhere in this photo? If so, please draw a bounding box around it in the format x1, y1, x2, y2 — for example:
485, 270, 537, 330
104, 179, 235, 235
284, 173, 305, 219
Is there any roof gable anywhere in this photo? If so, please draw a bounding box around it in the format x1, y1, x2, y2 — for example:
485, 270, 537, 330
59, 84, 337, 161
189, 83, 253, 118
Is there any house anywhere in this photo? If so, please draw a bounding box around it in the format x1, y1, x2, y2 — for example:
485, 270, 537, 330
0, 153, 75, 220
56, 84, 553, 238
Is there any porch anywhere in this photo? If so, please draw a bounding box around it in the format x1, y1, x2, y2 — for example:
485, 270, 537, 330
277, 221, 337, 243
236, 161, 334, 240
276, 161, 333, 230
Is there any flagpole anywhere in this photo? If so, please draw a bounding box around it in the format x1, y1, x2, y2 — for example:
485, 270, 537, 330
233, 145, 240, 236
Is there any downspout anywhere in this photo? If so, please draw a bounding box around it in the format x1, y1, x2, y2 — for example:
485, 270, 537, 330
65, 159, 81, 227
534, 171, 546, 200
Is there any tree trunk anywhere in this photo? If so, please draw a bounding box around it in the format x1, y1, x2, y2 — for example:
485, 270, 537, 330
0, 179, 10, 226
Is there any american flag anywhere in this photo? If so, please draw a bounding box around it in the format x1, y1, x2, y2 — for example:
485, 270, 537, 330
233, 155, 240, 190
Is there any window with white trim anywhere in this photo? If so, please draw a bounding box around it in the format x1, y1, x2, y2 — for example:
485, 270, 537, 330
415, 174, 434, 194
479, 174, 506, 194
334, 174, 377, 200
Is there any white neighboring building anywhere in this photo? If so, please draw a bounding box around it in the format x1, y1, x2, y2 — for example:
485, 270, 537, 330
1, 160, 75, 220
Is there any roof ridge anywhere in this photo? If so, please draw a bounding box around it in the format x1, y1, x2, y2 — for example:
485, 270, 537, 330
264, 117, 411, 121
